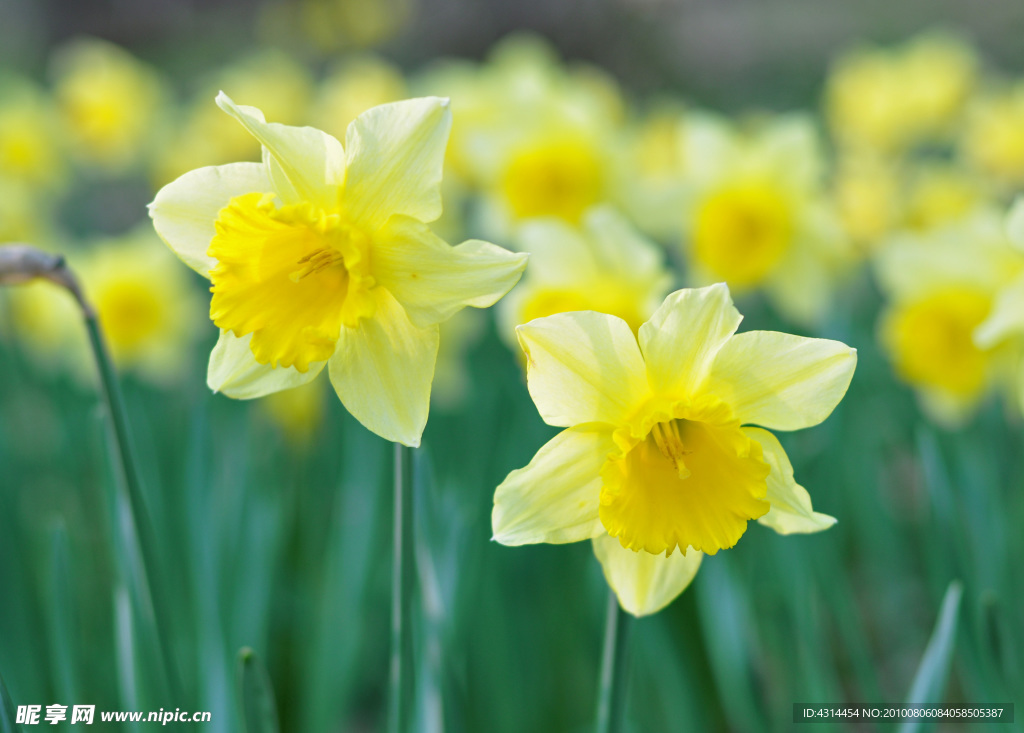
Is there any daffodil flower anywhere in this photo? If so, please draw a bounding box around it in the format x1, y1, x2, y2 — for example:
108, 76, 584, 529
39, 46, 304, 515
492, 284, 856, 616
150, 93, 528, 446
875, 209, 1024, 424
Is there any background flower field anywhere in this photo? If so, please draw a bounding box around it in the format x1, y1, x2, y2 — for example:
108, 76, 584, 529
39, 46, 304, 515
1, 0, 1023, 731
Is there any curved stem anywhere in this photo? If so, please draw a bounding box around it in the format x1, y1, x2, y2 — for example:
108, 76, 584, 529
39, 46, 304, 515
1, 245, 182, 702
388, 444, 415, 733
595, 589, 632, 733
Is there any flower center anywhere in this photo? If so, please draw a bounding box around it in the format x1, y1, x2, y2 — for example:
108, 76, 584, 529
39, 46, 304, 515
693, 183, 793, 287
501, 139, 604, 222
208, 192, 375, 372
599, 417, 770, 556
881, 287, 991, 396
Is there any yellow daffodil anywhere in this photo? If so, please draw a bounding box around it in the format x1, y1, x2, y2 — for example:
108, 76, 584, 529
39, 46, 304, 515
79, 229, 202, 383
903, 164, 988, 232
875, 210, 1024, 424
833, 152, 902, 251
5, 228, 200, 384
960, 83, 1024, 187
51, 38, 165, 172
826, 31, 976, 154
0, 77, 66, 192
150, 94, 527, 446
682, 114, 852, 325
973, 199, 1024, 412
436, 34, 626, 236
493, 284, 855, 616
620, 102, 691, 240
498, 207, 671, 343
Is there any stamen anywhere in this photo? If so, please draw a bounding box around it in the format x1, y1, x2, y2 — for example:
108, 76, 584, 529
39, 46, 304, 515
290, 247, 346, 282
650, 420, 691, 479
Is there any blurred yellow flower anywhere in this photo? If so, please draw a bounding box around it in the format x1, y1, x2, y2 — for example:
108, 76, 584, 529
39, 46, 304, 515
833, 152, 902, 251
620, 102, 691, 240
961, 83, 1024, 187
0, 77, 66, 192
440, 34, 626, 235
683, 114, 852, 325
51, 38, 166, 172
903, 164, 988, 232
493, 284, 855, 615
826, 32, 977, 154
150, 94, 527, 446
80, 229, 202, 383
5, 229, 200, 384
875, 210, 1024, 424
498, 207, 671, 343
152, 51, 313, 186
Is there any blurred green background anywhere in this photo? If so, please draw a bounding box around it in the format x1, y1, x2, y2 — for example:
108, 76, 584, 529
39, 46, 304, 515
1, 0, 1023, 731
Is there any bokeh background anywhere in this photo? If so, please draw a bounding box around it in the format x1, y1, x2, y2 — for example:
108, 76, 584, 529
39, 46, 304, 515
1, 0, 1023, 731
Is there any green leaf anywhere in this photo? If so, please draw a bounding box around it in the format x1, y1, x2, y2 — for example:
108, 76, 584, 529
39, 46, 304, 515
898, 580, 963, 733
237, 648, 280, 733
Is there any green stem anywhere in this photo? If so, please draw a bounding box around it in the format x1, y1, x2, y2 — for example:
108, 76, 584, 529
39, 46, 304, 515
82, 304, 184, 704
2, 246, 183, 704
595, 589, 632, 733
388, 444, 415, 733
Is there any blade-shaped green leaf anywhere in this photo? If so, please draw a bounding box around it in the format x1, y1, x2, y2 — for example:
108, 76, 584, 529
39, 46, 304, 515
898, 580, 963, 733
237, 648, 280, 733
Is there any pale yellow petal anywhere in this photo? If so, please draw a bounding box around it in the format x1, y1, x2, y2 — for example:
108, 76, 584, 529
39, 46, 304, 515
208, 330, 325, 399
215, 92, 344, 208
148, 162, 271, 277
744, 427, 836, 534
328, 287, 438, 446
1006, 197, 1024, 251
517, 311, 649, 428
706, 331, 856, 431
343, 97, 451, 231
638, 284, 742, 399
592, 534, 703, 617
975, 273, 1024, 347
492, 426, 615, 546
373, 216, 528, 328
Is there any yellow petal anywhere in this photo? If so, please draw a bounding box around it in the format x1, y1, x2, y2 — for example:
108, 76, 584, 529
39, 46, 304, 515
706, 331, 856, 431
744, 427, 836, 534
638, 284, 742, 400
492, 426, 615, 545
516, 311, 649, 428
1006, 196, 1024, 250
328, 288, 439, 446
148, 162, 271, 277
343, 97, 451, 231
591, 534, 703, 617
975, 274, 1024, 347
216, 92, 344, 208
208, 330, 325, 399
373, 215, 528, 328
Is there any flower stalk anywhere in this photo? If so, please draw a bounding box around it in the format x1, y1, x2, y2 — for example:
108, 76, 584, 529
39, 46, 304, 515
0, 243, 182, 702
389, 443, 416, 733
595, 589, 632, 733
